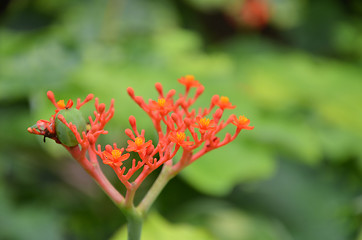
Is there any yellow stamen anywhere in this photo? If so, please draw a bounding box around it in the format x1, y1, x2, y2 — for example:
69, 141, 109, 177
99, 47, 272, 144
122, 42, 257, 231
185, 75, 195, 82
111, 149, 122, 159
135, 137, 144, 146
158, 98, 166, 107
57, 100, 65, 109
220, 96, 229, 104
238, 116, 248, 124
176, 132, 186, 142
199, 118, 210, 128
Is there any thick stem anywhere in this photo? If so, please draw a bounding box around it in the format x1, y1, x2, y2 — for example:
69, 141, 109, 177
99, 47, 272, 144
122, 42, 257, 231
137, 163, 174, 215
126, 211, 143, 240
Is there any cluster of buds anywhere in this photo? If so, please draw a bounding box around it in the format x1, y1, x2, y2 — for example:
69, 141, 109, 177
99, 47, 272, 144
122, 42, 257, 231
28, 75, 254, 208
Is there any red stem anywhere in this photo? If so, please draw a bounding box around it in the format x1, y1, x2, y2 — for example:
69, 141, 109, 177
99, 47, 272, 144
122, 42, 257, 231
71, 146, 125, 205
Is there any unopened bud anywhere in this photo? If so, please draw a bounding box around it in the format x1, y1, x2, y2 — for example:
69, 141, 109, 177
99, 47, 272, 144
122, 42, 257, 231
213, 108, 223, 122
129, 115, 136, 128
125, 129, 135, 139
211, 95, 219, 104
195, 85, 205, 98
184, 118, 191, 126
146, 144, 154, 155
98, 103, 106, 114
105, 145, 112, 152
55, 108, 86, 147
155, 82, 163, 96
127, 87, 135, 98
166, 89, 176, 99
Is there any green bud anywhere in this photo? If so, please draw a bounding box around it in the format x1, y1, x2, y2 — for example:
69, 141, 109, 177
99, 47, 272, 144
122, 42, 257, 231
55, 108, 86, 147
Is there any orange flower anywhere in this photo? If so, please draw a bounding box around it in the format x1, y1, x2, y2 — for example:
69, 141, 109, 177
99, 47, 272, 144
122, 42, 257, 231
169, 131, 193, 147
149, 98, 173, 113
126, 136, 152, 152
178, 75, 201, 89
216, 96, 236, 109
193, 117, 216, 133
231, 115, 254, 130
56, 99, 73, 109
101, 146, 130, 167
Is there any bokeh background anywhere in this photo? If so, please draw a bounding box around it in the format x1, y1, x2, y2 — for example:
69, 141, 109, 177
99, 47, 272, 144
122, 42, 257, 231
1, 0, 361, 239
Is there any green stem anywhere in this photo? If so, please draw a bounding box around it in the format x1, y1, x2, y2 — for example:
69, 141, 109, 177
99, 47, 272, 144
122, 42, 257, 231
126, 212, 143, 240
119, 206, 143, 240
137, 163, 174, 215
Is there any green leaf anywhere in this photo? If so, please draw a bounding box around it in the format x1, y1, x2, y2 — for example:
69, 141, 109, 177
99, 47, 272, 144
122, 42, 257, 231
180, 142, 275, 196
174, 200, 291, 240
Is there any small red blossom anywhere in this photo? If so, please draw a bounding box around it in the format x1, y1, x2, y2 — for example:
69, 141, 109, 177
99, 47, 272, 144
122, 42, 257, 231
169, 131, 193, 147
126, 136, 152, 152
100, 145, 130, 167
231, 115, 254, 130
56, 99, 73, 109
216, 96, 236, 110
149, 98, 173, 114
193, 117, 216, 133
178, 75, 201, 89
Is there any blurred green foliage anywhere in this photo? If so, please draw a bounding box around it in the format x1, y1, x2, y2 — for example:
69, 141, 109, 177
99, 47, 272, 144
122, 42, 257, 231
0, 0, 361, 239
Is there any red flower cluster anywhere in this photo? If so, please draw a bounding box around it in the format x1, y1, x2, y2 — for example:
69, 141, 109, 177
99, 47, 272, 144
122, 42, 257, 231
27, 91, 123, 203
97, 75, 255, 188
99, 144, 130, 167
28, 75, 254, 193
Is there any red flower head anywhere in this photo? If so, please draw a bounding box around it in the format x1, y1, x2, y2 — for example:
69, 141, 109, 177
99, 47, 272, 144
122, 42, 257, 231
178, 75, 202, 89
231, 115, 254, 130
215, 96, 236, 110
126, 136, 152, 153
169, 131, 193, 147
100, 145, 130, 167
46, 91, 74, 111
149, 98, 174, 114
56, 99, 73, 110
193, 117, 216, 134
28, 75, 255, 209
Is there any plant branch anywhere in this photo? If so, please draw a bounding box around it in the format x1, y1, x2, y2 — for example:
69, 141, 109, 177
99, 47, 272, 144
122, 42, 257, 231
72, 146, 125, 205
137, 162, 174, 216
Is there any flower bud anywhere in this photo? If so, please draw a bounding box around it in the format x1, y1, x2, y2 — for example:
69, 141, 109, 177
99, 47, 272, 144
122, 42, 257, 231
155, 82, 163, 96
97, 103, 106, 114
127, 87, 135, 98
129, 115, 137, 128
55, 108, 86, 147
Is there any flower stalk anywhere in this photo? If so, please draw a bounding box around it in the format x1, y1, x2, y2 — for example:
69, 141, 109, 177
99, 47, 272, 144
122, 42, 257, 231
27, 75, 254, 239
